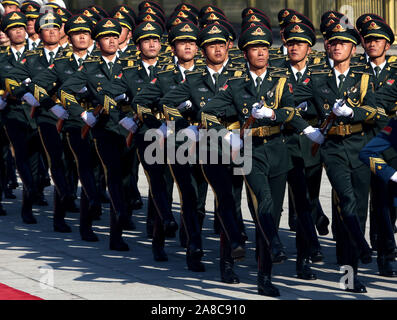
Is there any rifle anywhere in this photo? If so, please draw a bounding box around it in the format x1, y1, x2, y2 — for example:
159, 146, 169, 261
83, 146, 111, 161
311, 80, 361, 156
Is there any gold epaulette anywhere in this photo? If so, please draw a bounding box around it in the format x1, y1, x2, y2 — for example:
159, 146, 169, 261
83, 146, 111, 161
389, 62, 397, 69
25, 50, 40, 56
122, 65, 138, 71
388, 55, 397, 63
157, 68, 174, 74
311, 69, 331, 75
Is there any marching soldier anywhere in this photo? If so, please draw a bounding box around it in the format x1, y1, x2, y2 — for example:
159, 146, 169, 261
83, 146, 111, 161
294, 21, 382, 293
114, 21, 178, 261
122, 21, 205, 271
199, 23, 322, 296
358, 17, 397, 255
0, 11, 41, 224
281, 22, 325, 279
360, 119, 397, 276
159, 23, 247, 283
58, 18, 134, 251
25, 14, 103, 242
20, 1, 41, 50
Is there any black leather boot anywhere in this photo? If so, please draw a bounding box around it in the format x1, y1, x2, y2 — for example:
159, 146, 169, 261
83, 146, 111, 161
296, 258, 317, 280
257, 272, 280, 297
220, 258, 239, 284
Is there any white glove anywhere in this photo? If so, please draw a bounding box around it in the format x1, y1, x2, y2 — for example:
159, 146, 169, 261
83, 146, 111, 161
78, 86, 87, 94
390, 172, 397, 183
81, 111, 97, 127
224, 131, 243, 151
181, 125, 200, 142
0, 97, 7, 110
251, 104, 274, 119
177, 100, 192, 111
155, 122, 172, 138
119, 116, 138, 133
332, 101, 353, 117
115, 93, 128, 102
22, 92, 40, 107
50, 104, 69, 119
303, 126, 325, 144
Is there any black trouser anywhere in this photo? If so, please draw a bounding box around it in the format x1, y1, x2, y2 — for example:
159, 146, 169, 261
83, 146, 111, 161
93, 132, 127, 218
136, 136, 175, 248
325, 157, 371, 268
5, 119, 40, 211
201, 163, 243, 249
169, 162, 202, 251
38, 122, 72, 200
66, 128, 101, 207
287, 159, 321, 260
245, 167, 287, 275
62, 132, 78, 200
371, 175, 396, 258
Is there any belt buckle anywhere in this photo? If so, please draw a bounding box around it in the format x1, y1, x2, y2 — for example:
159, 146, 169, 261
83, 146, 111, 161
259, 126, 270, 137
345, 124, 352, 135
337, 124, 346, 136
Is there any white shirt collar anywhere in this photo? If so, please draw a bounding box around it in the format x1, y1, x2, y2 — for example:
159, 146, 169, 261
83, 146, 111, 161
61, 41, 69, 49
27, 38, 40, 50
102, 55, 118, 69
119, 44, 128, 53
142, 60, 158, 77
334, 68, 350, 87
73, 53, 88, 65
11, 46, 25, 61
290, 65, 307, 81
370, 60, 387, 75
248, 62, 267, 85
365, 52, 370, 62
282, 45, 288, 55
44, 46, 60, 63
223, 58, 229, 67
328, 56, 334, 68
87, 43, 95, 56
173, 55, 178, 64
207, 65, 224, 84
178, 64, 195, 80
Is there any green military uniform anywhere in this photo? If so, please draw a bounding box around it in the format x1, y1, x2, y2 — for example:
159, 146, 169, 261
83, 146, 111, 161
358, 19, 397, 260
159, 23, 247, 283
280, 22, 325, 280
0, 12, 41, 222
26, 14, 103, 242
58, 18, 133, 251
128, 21, 206, 271
200, 23, 316, 297
294, 22, 385, 293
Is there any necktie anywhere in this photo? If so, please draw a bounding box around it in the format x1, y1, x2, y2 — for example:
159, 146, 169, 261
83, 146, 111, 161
108, 61, 114, 75
16, 51, 21, 62
78, 58, 84, 67
256, 76, 262, 95
296, 71, 303, 83
374, 66, 381, 79
148, 65, 155, 81
338, 74, 345, 96
213, 72, 219, 91
48, 51, 55, 64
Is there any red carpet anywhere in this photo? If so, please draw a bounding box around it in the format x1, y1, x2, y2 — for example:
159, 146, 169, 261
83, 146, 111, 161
0, 283, 43, 300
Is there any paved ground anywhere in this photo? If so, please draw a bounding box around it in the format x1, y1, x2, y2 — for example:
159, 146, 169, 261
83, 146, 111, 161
0, 166, 397, 301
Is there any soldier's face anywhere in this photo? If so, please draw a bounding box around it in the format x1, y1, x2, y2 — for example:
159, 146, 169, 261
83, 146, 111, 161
69, 31, 91, 50
40, 28, 61, 45
329, 40, 356, 63
97, 35, 119, 55
0, 30, 10, 46
244, 45, 269, 69
286, 41, 311, 63
172, 40, 198, 63
60, 23, 66, 39
202, 41, 228, 65
364, 37, 390, 59
26, 19, 36, 37
3, 4, 19, 15
137, 37, 161, 59
7, 26, 26, 45
119, 27, 131, 44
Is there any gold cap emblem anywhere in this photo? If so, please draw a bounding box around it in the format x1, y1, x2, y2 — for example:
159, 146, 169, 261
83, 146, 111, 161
291, 24, 304, 33
251, 27, 265, 36
142, 23, 156, 31
74, 16, 87, 24
180, 24, 193, 32
103, 20, 116, 28
208, 25, 222, 34
367, 21, 381, 30
332, 24, 346, 32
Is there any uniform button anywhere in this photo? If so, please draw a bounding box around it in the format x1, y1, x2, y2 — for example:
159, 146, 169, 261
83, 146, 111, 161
263, 139, 267, 144
361, 132, 364, 136
339, 122, 343, 125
